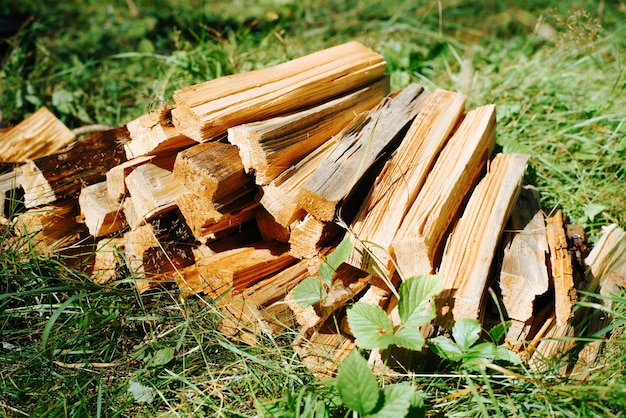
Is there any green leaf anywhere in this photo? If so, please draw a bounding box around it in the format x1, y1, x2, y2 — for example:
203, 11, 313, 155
489, 322, 509, 344
148, 347, 175, 367
428, 336, 464, 362
583, 203, 606, 222
292, 277, 327, 307
336, 350, 380, 415
398, 275, 443, 329
319, 234, 353, 286
495, 345, 522, 365
128, 380, 155, 403
347, 303, 394, 350
368, 383, 415, 418
465, 342, 497, 363
452, 318, 481, 352
387, 327, 426, 351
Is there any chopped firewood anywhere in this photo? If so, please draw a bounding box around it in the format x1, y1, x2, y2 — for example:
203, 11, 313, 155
91, 237, 125, 284
13, 199, 85, 254
289, 214, 342, 259
390, 104, 497, 278
346, 89, 466, 277
227, 77, 390, 185
171, 41, 387, 142
293, 324, 355, 378
260, 131, 340, 227
124, 107, 196, 158
255, 207, 290, 243
499, 186, 550, 328
172, 141, 254, 205
0, 107, 75, 162
0, 170, 20, 220
193, 241, 296, 298
17, 127, 128, 208
106, 153, 178, 203
125, 163, 189, 225
78, 181, 127, 237
298, 83, 428, 221
436, 153, 529, 326
546, 209, 577, 327
176, 191, 259, 243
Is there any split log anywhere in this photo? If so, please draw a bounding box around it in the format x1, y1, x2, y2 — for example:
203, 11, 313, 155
0, 107, 75, 162
293, 324, 355, 378
125, 163, 189, 225
436, 153, 529, 326
346, 89, 466, 277
289, 214, 342, 259
499, 186, 550, 338
298, 83, 428, 221
227, 77, 390, 185
17, 127, 128, 208
0, 170, 20, 220
91, 237, 125, 284
171, 41, 387, 142
255, 207, 290, 243
390, 104, 497, 278
124, 107, 196, 158
78, 181, 127, 237
106, 153, 177, 203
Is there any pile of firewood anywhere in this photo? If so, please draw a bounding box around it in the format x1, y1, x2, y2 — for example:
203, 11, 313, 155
1, 42, 624, 376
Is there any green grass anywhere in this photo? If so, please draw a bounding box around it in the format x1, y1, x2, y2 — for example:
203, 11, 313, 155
1, 0, 626, 416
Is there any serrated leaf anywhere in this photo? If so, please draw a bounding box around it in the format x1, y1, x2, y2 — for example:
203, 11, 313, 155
368, 383, 416, 418
128, 380, 155, 403
347, 303, 394, 350
292, 277, 327, 308
428, 336, 464, 362
489, 322, 509, 344
452, 318, 481, 351
336, 350, 380, 415
319, 234, 353, 285
148, 347, 175, 367
465, 342, 497, 363
495, 345, 522, 365
398, 275, 443, 329
583, 203, 606, 222
387, 327, 425, 351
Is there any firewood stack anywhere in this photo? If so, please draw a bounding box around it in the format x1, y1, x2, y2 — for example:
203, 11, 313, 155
1, 42, 624, 376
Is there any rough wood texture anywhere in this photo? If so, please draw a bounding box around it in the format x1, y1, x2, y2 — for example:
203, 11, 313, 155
228, 77, 390, 185
125, 163, 189, 225
499, 186, 550, 323
91, 238, 125, 284
546, 209, 577, 327
255, 207, 290, 243
298, 83, 427, 221
171, 41, 387, 142
106, 153, 177, 203
289, 214, 341, 259
293, 324, 355, 378
17, 127, 128, 208
437, 153, 529, 326
346, 89, 466, 277
0, 170, 19, 220
0, 107, 75, 162
79, 181, 127, 237
125, 107, 196, 158
390, 104, 497, 278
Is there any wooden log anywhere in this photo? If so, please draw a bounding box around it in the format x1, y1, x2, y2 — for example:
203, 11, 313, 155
171, 41, 387, 142
346, 89, 466, 277
0, 107, 75, 162
124, 107, 196, 158
17, 127, 128, 208
227, 77, 390, 185
499, 186, 550, 327
194, 241, 296, 299
546, 209, 577, 327
78, 181, 127, 237
289, 214, 342, 259
436, 153, 529, 326
0, 170, 20, 220
293, 324, 355, 378
106, 153, 177, 203
390, 104, 497, 278
13, 199, 85, 254
125, 163, 190, 225
172, 141, 254, 205
255, 207, 290, 243
298, 83, 428, 221
91, 237, 125, 285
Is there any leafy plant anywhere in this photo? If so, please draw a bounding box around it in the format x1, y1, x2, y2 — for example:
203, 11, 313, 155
347, 274, 443, 351
428, 318, 521, 369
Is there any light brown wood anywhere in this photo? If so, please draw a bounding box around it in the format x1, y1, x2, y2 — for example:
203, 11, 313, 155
545, 209, 576, 327
436, 153, 529, 326
499, 186, 550, 323
227, 77, 390, 185
78, 181, 127, 237
173, 141, 254, 205
293, 324, 355, 378
0, 170, 19, 221
298, 83, 428, 221
17, 127, 128, 208
0, 107, 75, 162
106, 153, 178, 203
255, 207, 290, 243
289, 214, 342, 259
91, 237, 125, 284
346, 89, 466, 277
390, 104, 497, 278
125, 163, 189, 224
125, 107, 196, 158
171, 41, 387, 142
